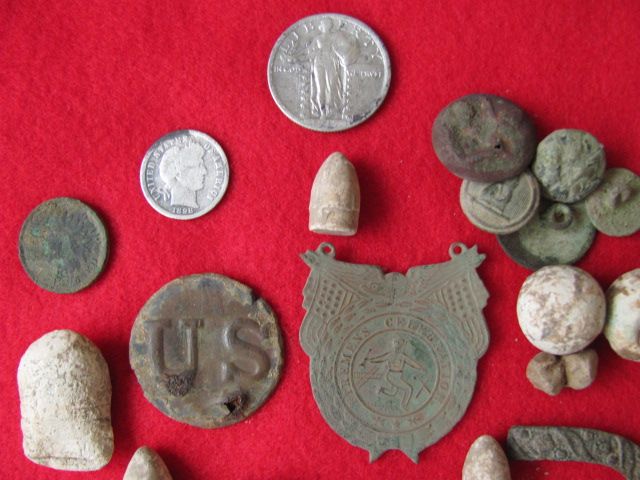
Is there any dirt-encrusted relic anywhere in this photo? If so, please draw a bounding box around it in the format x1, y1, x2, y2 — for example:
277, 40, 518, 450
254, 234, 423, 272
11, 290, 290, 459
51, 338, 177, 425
526, 349, 598, 395
18, 330, 113, 471
605, 269, 640, 361
507, 426, 640, 480
124, 446, 173, 480
309, 152, 360, 236
432, 94, 536, 182
463, 435, 511, 480
130, 274, 283, 428
517, 265, 605, 355
300, 242, 490, 462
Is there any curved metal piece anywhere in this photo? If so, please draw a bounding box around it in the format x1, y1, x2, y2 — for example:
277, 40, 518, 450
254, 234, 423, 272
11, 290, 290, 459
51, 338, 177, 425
507, 426, 640, 480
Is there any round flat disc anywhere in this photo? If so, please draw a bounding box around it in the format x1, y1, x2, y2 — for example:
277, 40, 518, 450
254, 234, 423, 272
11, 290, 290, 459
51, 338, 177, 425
585, 168, 640, 236
498, 200, 596, 270
130, 274, 283, 428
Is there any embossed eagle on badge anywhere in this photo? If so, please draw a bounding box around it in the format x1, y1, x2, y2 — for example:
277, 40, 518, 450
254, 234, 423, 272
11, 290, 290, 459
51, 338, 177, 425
300, 242, 490, 462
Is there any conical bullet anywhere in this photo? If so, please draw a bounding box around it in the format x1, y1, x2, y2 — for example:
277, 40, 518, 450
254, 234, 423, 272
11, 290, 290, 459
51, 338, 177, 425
124, 446, 173, 480
462, 435, 511, 480
309, 152, 360, 236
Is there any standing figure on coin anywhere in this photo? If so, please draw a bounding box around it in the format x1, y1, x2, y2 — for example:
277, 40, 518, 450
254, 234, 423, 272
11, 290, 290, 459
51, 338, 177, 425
159, 142, 208, 209
308, 18, 357, 119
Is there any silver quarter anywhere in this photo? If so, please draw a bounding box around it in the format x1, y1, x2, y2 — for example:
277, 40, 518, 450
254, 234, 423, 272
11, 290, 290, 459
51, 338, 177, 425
140, 130, 229, 220
268, 14, 391, 132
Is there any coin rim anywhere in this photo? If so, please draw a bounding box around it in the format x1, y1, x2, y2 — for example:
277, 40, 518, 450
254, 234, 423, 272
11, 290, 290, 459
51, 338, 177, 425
139, 129, 230, 220
267, 13, 391, 132
18, 197, 109, 293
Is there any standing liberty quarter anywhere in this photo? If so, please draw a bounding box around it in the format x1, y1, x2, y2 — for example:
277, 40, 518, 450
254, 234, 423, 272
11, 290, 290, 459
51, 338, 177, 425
140, 130, 229, 220
268, 14, 391, 132
19, 197, 108, 293
130, 274, 283, 428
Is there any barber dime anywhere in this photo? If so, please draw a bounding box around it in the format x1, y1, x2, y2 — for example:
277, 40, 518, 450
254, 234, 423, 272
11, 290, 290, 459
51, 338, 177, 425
268, 14, 391, 132
19, 197, 108, 293
140, 130, 229, 220
130, 274, 283, 428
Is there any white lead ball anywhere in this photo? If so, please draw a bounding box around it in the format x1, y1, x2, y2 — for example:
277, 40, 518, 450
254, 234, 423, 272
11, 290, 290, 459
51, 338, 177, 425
517, 265, 605, 355
605, 269, 640, 361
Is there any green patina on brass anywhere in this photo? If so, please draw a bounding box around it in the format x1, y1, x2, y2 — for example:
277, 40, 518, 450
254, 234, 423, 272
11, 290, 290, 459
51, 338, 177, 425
498, 199, 596, 270
300, 243, 489, 463
586, 168, 640, 237
532, 129, 606, 203
18, 197, 108, 293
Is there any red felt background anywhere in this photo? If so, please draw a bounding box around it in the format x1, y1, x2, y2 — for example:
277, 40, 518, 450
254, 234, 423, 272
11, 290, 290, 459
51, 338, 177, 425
1, 1, 639, 478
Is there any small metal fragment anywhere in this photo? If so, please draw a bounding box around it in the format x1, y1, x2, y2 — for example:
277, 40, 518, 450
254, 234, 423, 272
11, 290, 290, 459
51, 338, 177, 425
532, 129, 606, 203
507, 426, 640, 480
18, 197, 108, 293
605, 269, 640, 361
517, 265, 605, 355
309, 152, 360, 235
564, 349, 598, 390
124, 446, 173, 480
463, 435, 512, 480
526, 352, 565, 396
130, 274, 283, 428
432, 94, 537, 182
586, 168, 640, 236
300, 242, 490, 462
460, 170, 540, 234
497, 199, 596, 270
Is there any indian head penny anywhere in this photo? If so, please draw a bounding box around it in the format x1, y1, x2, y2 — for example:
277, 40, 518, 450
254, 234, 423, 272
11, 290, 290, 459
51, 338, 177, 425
130, 274, 283, 428
268, 14, 391, 132
18, 197, 108, 293
140, 130, 229, 220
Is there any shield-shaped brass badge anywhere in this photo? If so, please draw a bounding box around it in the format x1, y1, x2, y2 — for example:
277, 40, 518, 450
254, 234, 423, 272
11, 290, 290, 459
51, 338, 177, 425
300, 242, 489, 462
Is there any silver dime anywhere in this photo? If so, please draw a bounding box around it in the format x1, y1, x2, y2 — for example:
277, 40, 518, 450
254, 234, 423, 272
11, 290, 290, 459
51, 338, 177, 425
140, 130, 229, 220
268, 14, 391, 132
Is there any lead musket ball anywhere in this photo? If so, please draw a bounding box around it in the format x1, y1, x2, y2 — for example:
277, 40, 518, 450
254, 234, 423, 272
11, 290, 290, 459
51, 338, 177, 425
604, 269, 640, 361
517, 266, 605, 355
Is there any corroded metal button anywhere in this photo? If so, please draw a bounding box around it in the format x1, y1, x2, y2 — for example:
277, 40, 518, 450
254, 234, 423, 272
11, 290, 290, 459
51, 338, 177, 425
432, 94, 537, 182
460, 170, 540, 234
130, 274, 283, 428
19, 197, 108, 293
532, 129, 606, 203
585, 167, 640, 236
497, 199, 595, 270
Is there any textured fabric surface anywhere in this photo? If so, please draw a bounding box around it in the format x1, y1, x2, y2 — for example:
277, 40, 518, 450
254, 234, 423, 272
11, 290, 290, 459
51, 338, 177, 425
1, 1, 639, 478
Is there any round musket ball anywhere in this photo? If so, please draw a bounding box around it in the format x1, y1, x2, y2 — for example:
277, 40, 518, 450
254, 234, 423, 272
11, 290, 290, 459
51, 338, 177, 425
605, 269, 640, 361
517, 265, 605, 355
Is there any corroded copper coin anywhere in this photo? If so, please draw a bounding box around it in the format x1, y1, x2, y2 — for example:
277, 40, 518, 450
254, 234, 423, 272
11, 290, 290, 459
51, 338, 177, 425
18, 197, 108, 293
460, 170, 540, 234
498, 200, 596, 270
532, 129, 605, 203
432, 94, 537, 182
585, 167, 640, 236
130, 274, 283, 428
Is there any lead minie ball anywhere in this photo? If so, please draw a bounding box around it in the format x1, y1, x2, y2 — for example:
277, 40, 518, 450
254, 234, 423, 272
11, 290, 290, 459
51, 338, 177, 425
604, 269, 640, 361
309, 152, 360, 235
18, 330, 113, 471
124, 446, 173, 480
462, 435, 511, 480
517, 265, 605, 355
